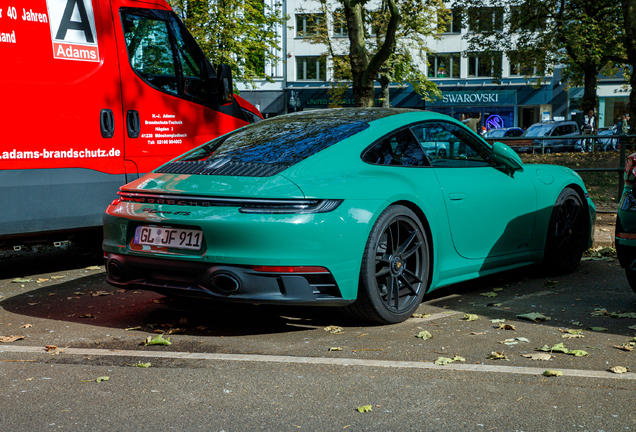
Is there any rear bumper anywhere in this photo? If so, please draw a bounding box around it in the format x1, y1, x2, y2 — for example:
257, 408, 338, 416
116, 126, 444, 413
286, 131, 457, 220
105, 252, 352, 306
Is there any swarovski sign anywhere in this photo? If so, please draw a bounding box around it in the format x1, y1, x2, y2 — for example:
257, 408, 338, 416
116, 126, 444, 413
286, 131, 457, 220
431, 90, 516, 106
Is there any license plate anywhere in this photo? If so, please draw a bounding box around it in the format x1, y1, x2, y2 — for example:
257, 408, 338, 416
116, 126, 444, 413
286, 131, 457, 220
133, 226, 203, 250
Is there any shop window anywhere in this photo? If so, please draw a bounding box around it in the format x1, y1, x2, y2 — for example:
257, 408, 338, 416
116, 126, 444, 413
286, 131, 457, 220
428, 53, 461, 78
297, 56, 326, 80
468, 54, 502, 78
439, 8, 462, 34
296, 14, 323, 38
508, 53, 545, 76
467, 7, 503, 33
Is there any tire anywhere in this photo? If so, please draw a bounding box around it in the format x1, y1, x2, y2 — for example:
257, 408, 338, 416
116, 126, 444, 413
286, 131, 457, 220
344, 205, 430, 324
542, 188, 587, 274
626, 269, 636, 293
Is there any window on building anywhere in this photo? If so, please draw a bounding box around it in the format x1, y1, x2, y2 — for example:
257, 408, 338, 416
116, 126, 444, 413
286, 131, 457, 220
467, 7, 503, 33
468, 54, 502, 77
365, 10, 382, 37
508, 52, 545, 76
297, 56, 326, 80
333, 10, 348, 37
296, 14, 323, 38
439, 8, 462, 34
509, 5, 545, 32
428, 53, 461, 78
332, 55, 351, 80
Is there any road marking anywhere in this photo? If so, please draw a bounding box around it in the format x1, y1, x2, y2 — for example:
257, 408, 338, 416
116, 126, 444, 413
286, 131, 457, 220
1, 344, 632, 380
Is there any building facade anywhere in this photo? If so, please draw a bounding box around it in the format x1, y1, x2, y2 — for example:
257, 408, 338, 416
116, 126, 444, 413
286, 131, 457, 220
236, 1, 620, 130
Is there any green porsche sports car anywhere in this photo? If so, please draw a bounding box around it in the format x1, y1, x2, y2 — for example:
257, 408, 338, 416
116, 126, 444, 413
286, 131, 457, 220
103, 108, 595, 324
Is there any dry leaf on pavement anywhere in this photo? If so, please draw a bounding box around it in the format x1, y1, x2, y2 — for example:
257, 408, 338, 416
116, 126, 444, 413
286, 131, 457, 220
609, 366, 629, 374
20, 324, 32, 329
0, 335, 25, 343
324, 325, 344, 334
521, 353, 554, 361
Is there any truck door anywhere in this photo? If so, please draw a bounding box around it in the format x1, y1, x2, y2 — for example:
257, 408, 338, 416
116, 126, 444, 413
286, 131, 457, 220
0, 0, 126, 237
109, 1, 250, 177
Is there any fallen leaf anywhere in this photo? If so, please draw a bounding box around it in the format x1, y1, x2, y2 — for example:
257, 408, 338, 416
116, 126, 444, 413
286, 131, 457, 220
73, 292, 84, 295
517, 312, 551, 322
124, 326, 142, 331
589, 327, 608, 332
610, 366, 629, 374
516, 337, 530, 343
434, 357, 455, 365
613, 342, 636, 352
329, 347, 343, 352
80, 376, 109, 383
357, 405, 372, 413
141, 334, 171, 346
462, 314, 479, 321
20, 324, 32, 329
493, 288, 504, 292
0, 335, 25, 343
164, 328, 186, 335
37, 278, 49, 282
522, 353, 554, 361
471, 332, 487, 335
85, 266, 101, 270
324, 325, 344, 334
543, 369, 563, 377
78, 314, 95, 319
415, 330, 433, 340
490, 319, 506, 323
195, 326, 208, 331
488, 352, 509, 360
562, 333, 585, 339
562, 329, 583, 335
537, 343, 569, 353
452, 356, 466, 362
411, 313, 431, 319
500, 338, 518, 346
11, 278, 31, 283
45, 345, 57, 352
544, 280, 558, 288
591, 309, 636, 319
480, 292, 498, 297
486, 303, 502, 307
567, 349, 589, 357
136, 362, 151, 368
498, 323, 517, 331
50, 276, 66, 279
91, 291, 112, 297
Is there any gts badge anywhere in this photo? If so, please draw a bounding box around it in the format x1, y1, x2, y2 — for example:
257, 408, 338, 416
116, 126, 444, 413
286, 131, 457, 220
142, 207, 191, 216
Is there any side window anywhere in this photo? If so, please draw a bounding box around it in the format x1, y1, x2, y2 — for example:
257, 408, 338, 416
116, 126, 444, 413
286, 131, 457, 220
410, 122, 491, 167
122, 10, 208, 101
362, 129, 429, 167
552, 126, 564, 136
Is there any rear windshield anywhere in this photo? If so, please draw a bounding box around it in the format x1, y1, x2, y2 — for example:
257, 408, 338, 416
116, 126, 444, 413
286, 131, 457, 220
179, 116, 370, 165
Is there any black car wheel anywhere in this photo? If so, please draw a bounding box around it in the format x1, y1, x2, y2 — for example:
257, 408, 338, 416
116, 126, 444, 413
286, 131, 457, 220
542, 188, 587, 274
346, 205, 430, 324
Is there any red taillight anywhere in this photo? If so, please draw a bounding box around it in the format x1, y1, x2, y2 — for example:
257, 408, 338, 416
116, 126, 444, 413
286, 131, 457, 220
617, 232, 636, 240
252, 265, 330, 273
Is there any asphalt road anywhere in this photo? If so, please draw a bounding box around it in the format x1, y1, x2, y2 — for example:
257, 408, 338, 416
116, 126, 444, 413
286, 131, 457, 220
1, 243, 635, 431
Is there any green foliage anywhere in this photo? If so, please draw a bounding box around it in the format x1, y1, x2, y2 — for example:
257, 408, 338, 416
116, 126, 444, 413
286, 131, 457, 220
169, 0, 287, 87
452, 0, 626, 113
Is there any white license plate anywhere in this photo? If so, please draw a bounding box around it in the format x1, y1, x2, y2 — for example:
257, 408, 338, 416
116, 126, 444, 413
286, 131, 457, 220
133, 226, 203, 250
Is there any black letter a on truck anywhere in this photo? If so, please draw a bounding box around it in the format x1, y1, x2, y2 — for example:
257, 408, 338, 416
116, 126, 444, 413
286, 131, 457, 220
56, 0, 94, 43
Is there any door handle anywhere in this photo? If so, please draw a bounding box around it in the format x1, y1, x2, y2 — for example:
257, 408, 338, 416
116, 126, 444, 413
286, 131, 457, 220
449, 193, 468, 201
126, 110, 140, 139
100, 109, 114, 139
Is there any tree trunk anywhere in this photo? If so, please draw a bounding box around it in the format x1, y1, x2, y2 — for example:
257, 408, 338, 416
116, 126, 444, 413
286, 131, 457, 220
380, 75, 390, 107
580, 65, 598, 118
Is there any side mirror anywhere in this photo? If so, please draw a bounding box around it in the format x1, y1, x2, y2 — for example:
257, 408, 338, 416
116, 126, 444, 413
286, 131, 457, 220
492, 141, 523, 174
217, 64, 234, 105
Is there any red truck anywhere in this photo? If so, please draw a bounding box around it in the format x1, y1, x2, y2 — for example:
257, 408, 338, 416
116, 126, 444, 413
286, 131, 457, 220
0, 0, 261, 248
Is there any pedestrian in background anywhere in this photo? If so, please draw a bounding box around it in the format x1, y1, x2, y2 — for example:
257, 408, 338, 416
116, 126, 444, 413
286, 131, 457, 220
466, 113, 481, 134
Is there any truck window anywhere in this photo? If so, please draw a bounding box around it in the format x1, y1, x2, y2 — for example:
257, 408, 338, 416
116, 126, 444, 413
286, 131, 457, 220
121, 10, 208, 101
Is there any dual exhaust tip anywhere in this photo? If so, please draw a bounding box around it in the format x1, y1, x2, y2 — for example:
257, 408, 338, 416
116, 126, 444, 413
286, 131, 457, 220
107, 258, 241, 294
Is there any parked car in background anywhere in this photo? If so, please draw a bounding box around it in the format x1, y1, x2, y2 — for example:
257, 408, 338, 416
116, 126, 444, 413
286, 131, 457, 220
483, 127, 524, 139
517, 121, 580, 153
597, 126, 619, 151
103, 108, 595, 324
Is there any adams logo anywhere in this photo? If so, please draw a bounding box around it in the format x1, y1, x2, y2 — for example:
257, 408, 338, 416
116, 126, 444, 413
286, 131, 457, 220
46, 0, 99, 62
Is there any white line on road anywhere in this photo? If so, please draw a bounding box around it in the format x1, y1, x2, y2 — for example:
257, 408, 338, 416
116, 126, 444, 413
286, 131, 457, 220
1, 344, 633, 380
